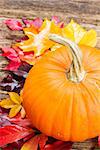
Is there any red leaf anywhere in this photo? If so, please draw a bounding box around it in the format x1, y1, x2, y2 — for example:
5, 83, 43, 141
21, 135, 40, 150
5, 61, 21, 71
32, 18, 43, 29
0, 114, 32, 128
21, 134, 48, 150
39, 134, 48, 150
0, 125, 33, 147
4, 19, 23, 31
22, 17, 43, 29
8, 115, 32, 127
44, 141, 72, 150
98, 136, 100, 146
2, 47, 20, 62
2, 47, 21, 71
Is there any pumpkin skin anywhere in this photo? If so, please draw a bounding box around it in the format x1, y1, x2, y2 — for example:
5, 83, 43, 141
23, 44, 100, 142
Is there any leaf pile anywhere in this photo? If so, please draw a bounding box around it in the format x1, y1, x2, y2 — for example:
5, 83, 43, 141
0, 16, 99, 149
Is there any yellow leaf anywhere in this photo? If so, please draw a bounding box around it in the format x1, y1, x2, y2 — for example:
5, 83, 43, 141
50, 21, 62, 35
62, 19, 86, 43
20, 107, 26, 118
21, 135, 39, 150
0, 98, 14, 109
62, 19, 97, 47
9, 105, 22, 118
79, 29, 97, 47
9, 92, 21, 104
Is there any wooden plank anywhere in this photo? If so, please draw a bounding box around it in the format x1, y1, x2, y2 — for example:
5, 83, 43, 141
0, 0, 100, 47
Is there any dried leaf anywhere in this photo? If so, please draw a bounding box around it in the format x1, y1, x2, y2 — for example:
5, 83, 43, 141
21, 136, 39, 150
62, 19, 86, 43
52, 16, 60, 24
8, 115, 32, 127
9, 92, 21, 104
0, 114, 32, 128
20, 107, 26, 118
0, 114, 11, 127
21, 134, 48, 150
9, 105, 22, 118
79, 29, 97, 47
2, 47, 20, 62
0, 125, 33, 147
62, 19, 97, 47
0, 98, 14, 109
22, 17, 43, 29
0, 92, 25, 118
44, 141, 72, 150
16, 19, 55, 56
38, 134, 48, 150
5, 60, 21, 71
4, 19, 23, 31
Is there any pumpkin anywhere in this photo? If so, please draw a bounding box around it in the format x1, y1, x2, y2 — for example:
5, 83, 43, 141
22, 34, 100, 142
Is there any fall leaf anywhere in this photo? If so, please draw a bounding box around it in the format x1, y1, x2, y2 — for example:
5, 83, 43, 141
52, 16, 60, 24
0, 125, 33, 147
4, 19, 23, 31
16, 19, 55, 56
1, 46, 35, 70
22, 17, 43, 29
4, 114, 32, 127
2, 47, 21, 71
21, 134, 48, 150
0, 91, 25, 118
44, 141, 72, 150
62, 19, 97, 47
98, 136, 100, 146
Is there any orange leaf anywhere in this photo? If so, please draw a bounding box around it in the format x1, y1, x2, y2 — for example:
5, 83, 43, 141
21, 134, 48, 150
20, 107, 26, 118
21, 135, 40, 150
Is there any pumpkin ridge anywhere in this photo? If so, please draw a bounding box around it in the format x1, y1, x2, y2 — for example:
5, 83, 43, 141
69, 86, 74, 141
81, 81, 100, 137
80, 83, 89, 139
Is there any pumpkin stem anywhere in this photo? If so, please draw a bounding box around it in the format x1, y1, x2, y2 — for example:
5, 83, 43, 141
49, 34, 85, 83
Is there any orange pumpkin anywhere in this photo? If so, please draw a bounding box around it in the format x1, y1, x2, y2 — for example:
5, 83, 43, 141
22, 34, 100, 142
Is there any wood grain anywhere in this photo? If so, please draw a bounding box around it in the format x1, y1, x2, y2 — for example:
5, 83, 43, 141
0, 0, 100, 48
0, 0, 100, 149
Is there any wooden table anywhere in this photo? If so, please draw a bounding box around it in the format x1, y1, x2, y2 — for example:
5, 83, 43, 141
0, 0, 100, 149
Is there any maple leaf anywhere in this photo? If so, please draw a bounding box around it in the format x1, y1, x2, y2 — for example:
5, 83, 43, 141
1, 114, 32, 127
0, 125, 33, 147
15, 19, 62, 56
22, 17, 43, 29
2, 47, 21, 71
52, 16, 60, 24
0, 91, 26, 118
4, 19, 23, 31
44, 141, 72, 150
21, 134, 48, 150
62, 19, 97, 47
1, 46, 35, 70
